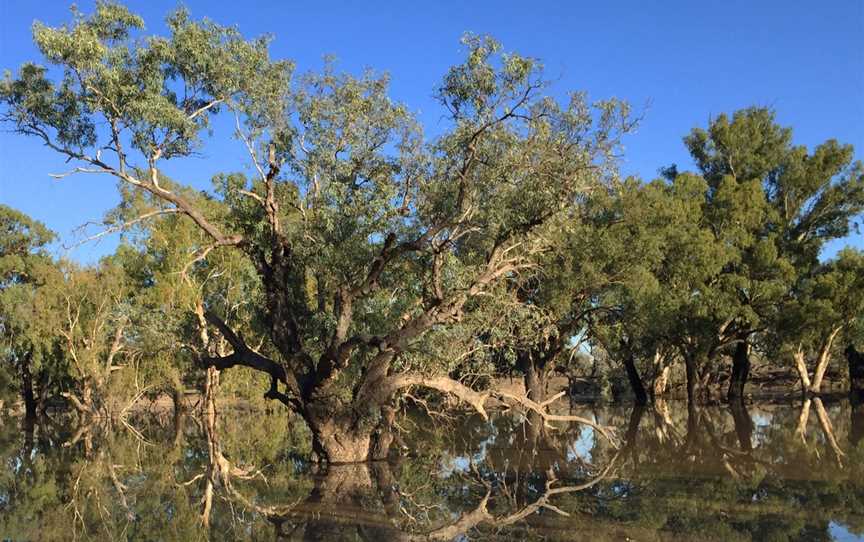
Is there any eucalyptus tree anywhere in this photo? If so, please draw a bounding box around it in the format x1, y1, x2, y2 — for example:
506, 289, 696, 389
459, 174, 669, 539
31, 257, 141, 417
590, 174, 727, 403
506, 176, 691, 405
1, 3, 631, 461
775, 249, 864, 394
672, 108, 864, 401
468, 196, 636, 405
0, 205, 59, 419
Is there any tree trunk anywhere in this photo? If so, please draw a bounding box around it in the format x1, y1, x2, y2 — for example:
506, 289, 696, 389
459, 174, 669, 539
19, 354, 37, 421
847, 344, 864, 395
651, 352, 670, 398
304, 403, 387, 463
171, 387, 184, 414
652, 398, 675, 443
172, 403, 186, 449
793, 349, 812, 394
727, 341, 750, 401
795, 398, 811, 444
311, 424, 375, 464
623, 404, 645, 454
684, 398, 701, 453
811, 327, 842, 393
622, 352, 647, 405
813, 397, 845, 465
520, 352, 548, 403
684, 353, 700, 406
267, 463, 410, 541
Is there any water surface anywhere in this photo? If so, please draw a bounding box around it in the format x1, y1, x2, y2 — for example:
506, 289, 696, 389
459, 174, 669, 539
2, 398, 862, 540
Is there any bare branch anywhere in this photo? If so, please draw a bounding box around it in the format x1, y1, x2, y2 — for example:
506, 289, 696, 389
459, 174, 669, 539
65, 208, 183, 249
188, 98, 224, 120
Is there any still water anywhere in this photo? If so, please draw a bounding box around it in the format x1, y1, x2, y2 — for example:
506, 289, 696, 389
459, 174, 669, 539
2, 398, 863, 541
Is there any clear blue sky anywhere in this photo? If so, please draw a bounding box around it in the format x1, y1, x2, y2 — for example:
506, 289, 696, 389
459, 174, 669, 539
1, 0, 862, 263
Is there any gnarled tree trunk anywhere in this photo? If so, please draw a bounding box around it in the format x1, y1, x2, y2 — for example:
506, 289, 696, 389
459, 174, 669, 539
519, 351, 550, 403
301, 395, 398, 463
306, 417, 376, 464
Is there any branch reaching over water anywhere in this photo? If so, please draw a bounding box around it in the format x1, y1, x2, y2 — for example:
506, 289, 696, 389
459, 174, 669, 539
376, 375, 618, 448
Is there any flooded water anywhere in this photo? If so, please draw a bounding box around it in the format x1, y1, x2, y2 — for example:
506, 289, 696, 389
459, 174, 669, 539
2, 398, 863, 540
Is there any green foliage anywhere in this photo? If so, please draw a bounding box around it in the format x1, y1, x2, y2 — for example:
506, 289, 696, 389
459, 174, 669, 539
776, 249, 864, 361
0, 205, 59, 404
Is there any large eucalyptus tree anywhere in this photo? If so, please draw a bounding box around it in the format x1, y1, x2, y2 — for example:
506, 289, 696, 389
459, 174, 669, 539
1, 3, 631, 461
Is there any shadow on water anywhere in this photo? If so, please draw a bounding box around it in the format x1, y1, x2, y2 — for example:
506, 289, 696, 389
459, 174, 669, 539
2, 398, 863, 541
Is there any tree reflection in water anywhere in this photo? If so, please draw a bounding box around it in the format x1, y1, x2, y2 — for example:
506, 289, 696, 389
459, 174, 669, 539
1, 399, 862, 540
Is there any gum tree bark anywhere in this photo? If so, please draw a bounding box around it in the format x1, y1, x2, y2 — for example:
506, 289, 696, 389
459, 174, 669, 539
651, 350, 670, 398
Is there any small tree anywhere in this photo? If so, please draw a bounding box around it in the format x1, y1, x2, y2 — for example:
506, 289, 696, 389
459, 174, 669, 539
780, 249, 864, 394
0, 205, 57, 418
32, 258, 137, 417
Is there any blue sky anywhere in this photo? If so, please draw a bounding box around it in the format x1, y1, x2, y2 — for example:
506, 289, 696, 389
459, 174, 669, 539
1, 0, 862, 263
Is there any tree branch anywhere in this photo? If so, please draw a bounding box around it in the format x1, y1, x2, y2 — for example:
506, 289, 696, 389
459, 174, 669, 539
371, 374, 618, 447
201, 311, 302, 404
